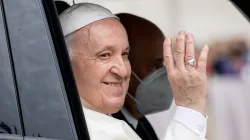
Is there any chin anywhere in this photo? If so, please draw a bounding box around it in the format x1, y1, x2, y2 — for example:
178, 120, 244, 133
105, 97, 125, 114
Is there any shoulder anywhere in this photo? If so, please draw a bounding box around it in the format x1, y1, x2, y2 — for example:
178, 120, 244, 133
82, 107, 141, 140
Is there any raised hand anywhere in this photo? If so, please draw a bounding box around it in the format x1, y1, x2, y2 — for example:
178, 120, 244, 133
163, 31, 209, 115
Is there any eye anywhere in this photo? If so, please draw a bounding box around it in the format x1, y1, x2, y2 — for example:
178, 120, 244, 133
122, 52, 129, 59
98, 52, 112, 59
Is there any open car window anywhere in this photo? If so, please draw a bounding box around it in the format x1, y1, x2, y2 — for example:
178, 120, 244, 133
0, 0, 90, 139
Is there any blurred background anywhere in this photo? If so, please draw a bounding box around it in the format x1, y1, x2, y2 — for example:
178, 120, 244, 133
56, 0, 250, 139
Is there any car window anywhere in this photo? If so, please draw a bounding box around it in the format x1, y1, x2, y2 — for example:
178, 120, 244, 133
0, 0, 23, 137
1, 0, 89, 139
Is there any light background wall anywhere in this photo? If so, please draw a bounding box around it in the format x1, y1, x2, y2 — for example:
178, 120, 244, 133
57, 0, 250, 47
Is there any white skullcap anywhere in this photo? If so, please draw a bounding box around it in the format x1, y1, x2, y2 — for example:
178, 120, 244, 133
59, 3, 119, 36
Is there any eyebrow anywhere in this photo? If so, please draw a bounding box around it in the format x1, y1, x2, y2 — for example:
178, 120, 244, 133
124, 46, 130, 51
101, 45, 130, 51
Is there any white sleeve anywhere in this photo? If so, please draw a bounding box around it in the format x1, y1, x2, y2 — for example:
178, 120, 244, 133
163, 106, 208, 140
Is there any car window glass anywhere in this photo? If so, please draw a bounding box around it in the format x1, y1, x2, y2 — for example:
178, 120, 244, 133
0, 0, 23, 136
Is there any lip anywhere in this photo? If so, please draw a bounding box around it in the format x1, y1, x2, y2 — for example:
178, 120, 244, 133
102, 82, 124, 96
103, 82, 122, 87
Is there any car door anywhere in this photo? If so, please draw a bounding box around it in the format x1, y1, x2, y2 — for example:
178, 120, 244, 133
0, 0, 90, 139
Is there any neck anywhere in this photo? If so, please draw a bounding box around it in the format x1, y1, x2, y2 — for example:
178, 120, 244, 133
80, 98, 108, 115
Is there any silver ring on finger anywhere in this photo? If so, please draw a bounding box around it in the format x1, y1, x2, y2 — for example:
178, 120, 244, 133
185, 58, 196, 67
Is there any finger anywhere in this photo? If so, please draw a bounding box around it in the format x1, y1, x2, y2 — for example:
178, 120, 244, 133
185, 34, 196, 71
196, 45, 209, 73
175, 31, 186, 70
163, 37, 175, 72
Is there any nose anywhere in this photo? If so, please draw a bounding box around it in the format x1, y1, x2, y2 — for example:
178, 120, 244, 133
110, 56, 130, 79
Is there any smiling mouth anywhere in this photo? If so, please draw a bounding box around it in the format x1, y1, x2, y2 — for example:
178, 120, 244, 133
103, 82, 122, 87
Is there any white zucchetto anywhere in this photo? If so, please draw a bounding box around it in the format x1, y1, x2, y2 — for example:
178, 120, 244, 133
59, 3, 118, 36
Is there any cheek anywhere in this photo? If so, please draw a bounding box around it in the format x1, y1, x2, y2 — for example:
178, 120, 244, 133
126, 61, 131, 79
89, 63, 111, 80
76, 60, 107, 84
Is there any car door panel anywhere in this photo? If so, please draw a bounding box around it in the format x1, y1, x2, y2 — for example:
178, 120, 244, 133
0, 134, 23, 140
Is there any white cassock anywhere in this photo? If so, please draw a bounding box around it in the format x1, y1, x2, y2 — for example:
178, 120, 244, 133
81, 98, 207, 140
59, 3, 208, 140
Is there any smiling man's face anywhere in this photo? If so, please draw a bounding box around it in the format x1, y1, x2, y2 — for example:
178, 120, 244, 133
70, 18, 131, 114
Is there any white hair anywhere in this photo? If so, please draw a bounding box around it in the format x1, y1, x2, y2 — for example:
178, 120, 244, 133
64, 26, 91, 61
65, 32, 75, 60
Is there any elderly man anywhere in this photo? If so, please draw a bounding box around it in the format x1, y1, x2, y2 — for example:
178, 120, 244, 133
112, 13, 173, 140
59, 3, 209, 140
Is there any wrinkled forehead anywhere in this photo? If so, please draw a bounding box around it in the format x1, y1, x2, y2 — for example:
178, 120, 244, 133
74, 18, 128, 51
89, 18, 126, 38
